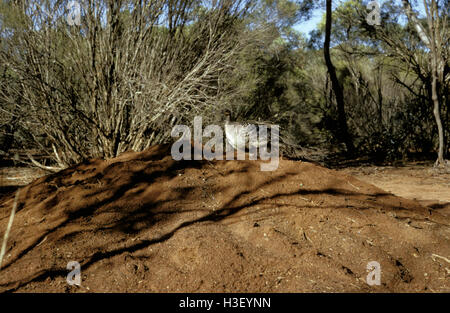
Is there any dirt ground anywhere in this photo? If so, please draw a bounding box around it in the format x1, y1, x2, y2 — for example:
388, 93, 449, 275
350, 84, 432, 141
339, 163, 450, 217
0, 146, 449, 293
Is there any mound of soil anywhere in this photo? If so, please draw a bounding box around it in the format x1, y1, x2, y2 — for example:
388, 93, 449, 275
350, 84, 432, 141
0, 145, 448, 292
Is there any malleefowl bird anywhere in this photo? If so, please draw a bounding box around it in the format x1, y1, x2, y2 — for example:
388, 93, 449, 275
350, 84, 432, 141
223, 110, 271, 158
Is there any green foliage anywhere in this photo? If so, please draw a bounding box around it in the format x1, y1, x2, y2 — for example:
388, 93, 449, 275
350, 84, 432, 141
0, 0, 447, 165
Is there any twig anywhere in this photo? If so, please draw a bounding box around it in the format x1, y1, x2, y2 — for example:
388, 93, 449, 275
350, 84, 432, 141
36, 236, 48, 247
0, 189, 20, 270
26, 152, 62, 172
52, 144, 67, 168
347, 181, 360, 190
431, 254, 450, 264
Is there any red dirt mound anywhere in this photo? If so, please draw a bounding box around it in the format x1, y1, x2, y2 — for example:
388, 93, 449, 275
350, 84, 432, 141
0, 145, 449, 292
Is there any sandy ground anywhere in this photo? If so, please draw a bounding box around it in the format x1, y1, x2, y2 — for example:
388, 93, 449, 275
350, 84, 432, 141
0, 148, 448, 293
339, 164, 450, 217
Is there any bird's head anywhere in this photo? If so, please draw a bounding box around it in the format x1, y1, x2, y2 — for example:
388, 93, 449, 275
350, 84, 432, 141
223, 109, 232, 122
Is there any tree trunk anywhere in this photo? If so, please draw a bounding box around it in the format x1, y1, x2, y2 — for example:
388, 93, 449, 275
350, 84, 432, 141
324, 0, 354, 155
402, 0, 447, 166
426, 0, 445, 166
432, 73, 445, 166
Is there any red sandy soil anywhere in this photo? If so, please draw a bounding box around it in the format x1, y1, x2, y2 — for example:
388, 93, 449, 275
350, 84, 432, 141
0, 145, 449, 292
